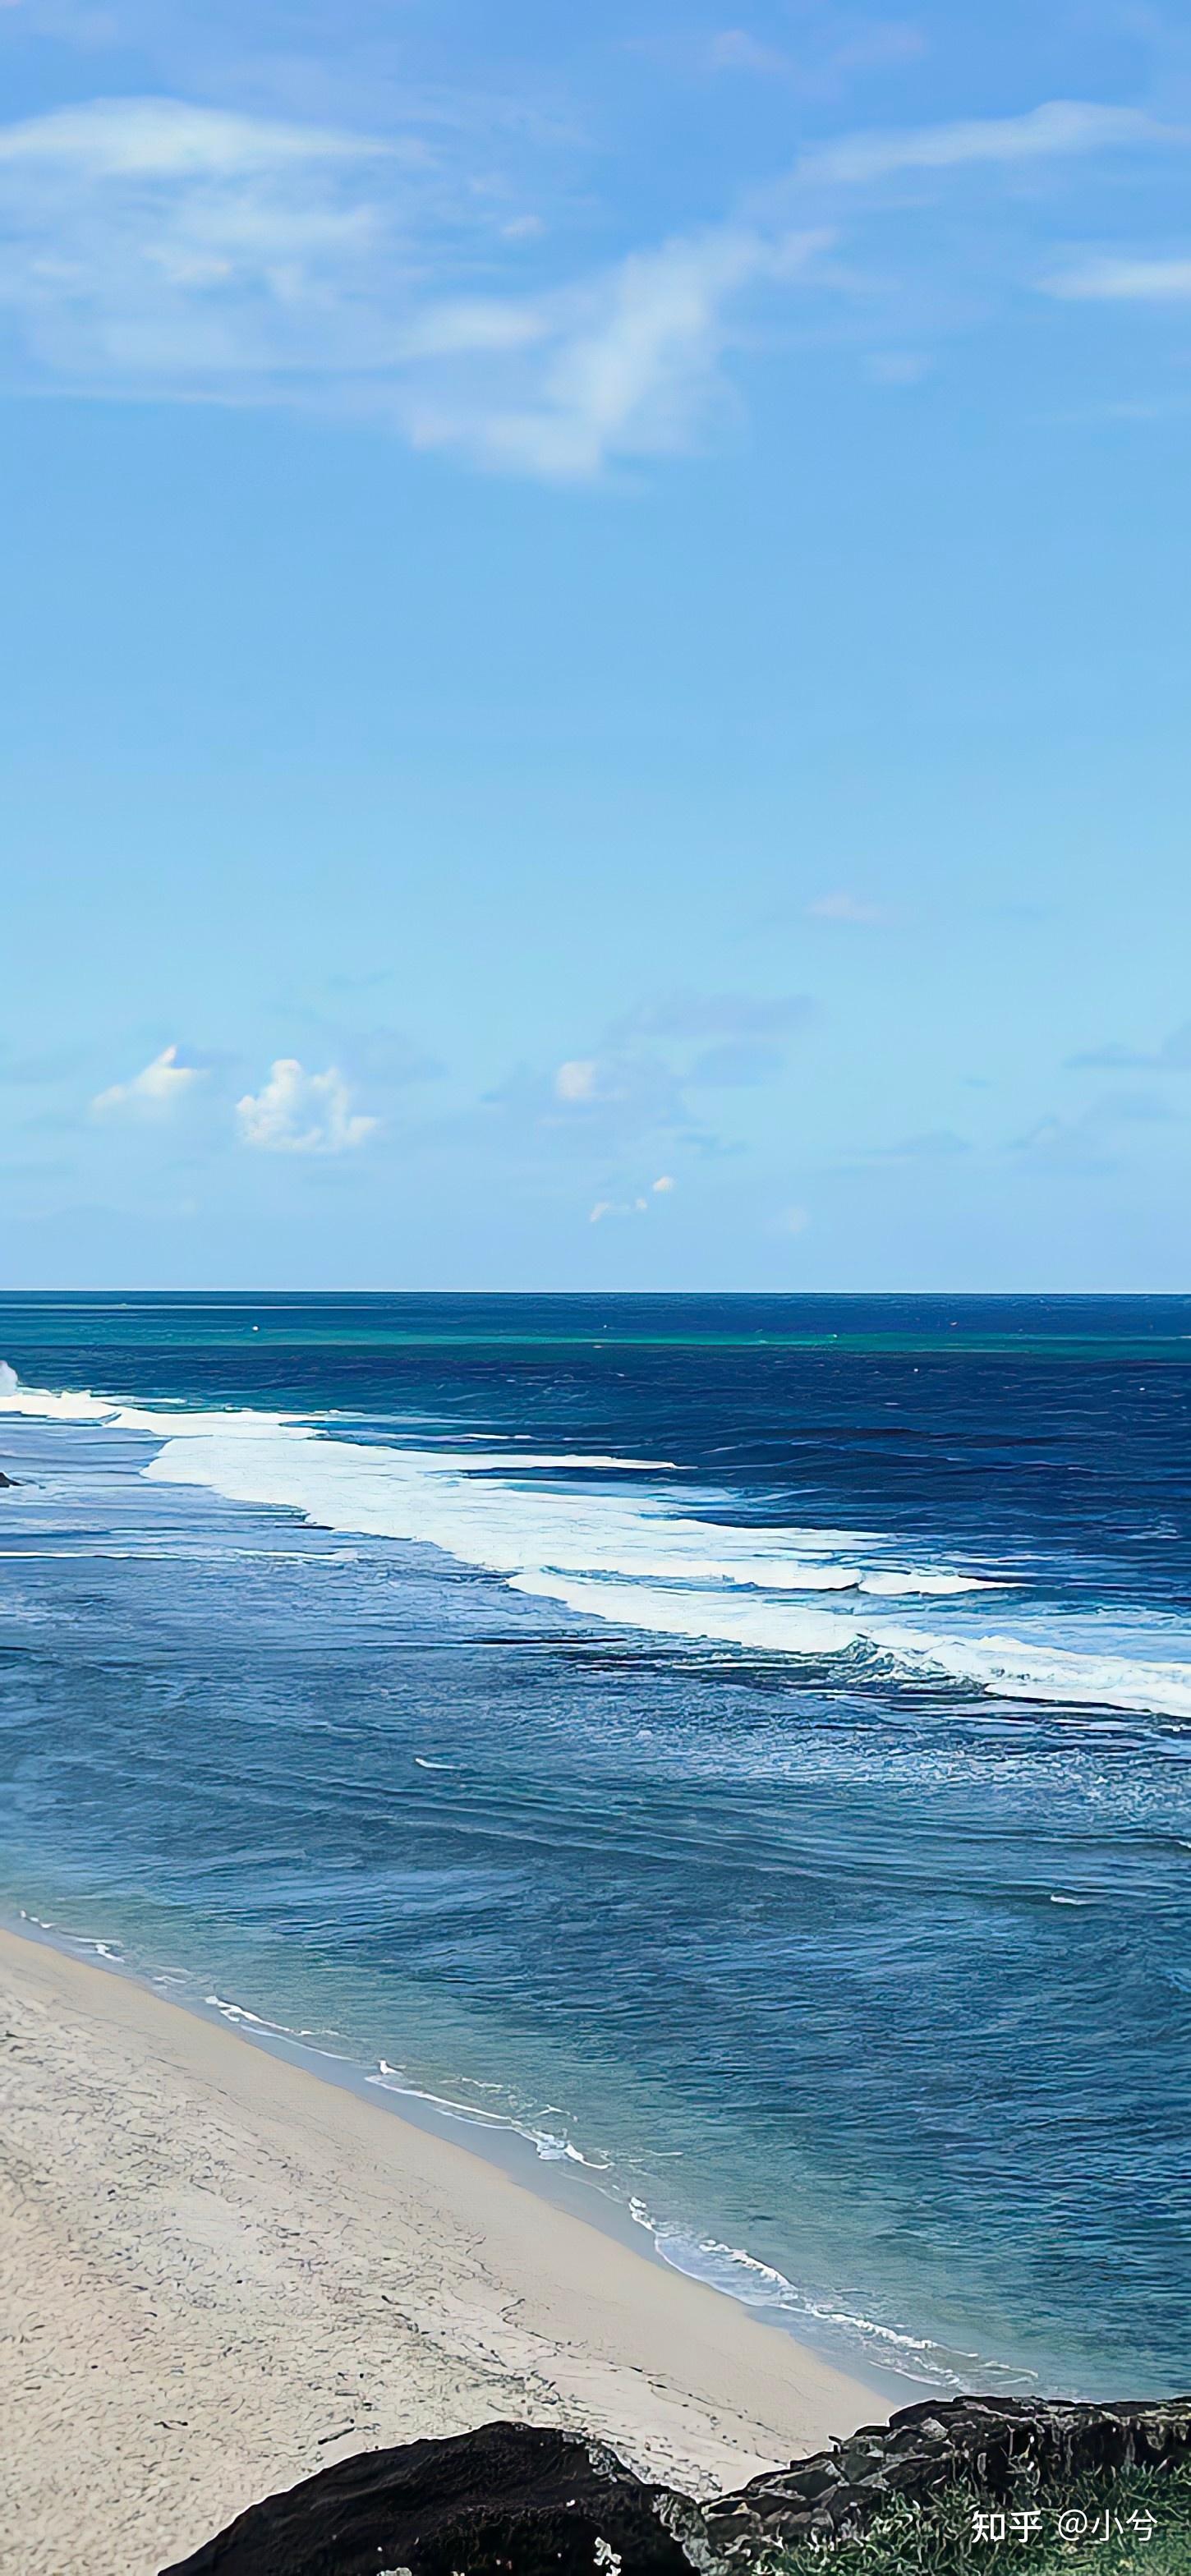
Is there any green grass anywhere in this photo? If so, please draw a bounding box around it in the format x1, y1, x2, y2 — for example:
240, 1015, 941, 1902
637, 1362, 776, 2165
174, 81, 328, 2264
763, 2459, 1191, 2576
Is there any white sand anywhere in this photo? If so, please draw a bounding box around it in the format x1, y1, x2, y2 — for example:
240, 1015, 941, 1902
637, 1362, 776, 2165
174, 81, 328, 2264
0, 1925, 879, 2575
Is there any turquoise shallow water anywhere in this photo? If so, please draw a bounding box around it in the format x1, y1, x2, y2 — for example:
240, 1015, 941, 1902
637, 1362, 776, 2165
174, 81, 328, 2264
1, 1292, 1189, 2397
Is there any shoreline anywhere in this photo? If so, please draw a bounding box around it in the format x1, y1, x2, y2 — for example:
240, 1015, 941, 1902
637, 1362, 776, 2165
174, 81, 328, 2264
7, 1905, 918, 2405
1, 1920, 882, 2576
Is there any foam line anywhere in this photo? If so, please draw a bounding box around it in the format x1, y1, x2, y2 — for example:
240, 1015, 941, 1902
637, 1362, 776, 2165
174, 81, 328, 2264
6, 1367, 1190, 1718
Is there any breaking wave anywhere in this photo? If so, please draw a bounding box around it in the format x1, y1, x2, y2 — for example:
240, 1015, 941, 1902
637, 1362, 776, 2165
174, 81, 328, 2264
5, 1366, 1191, 1719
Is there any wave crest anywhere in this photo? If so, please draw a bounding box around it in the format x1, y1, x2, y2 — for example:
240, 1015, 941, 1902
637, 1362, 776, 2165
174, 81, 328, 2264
5, 1367, 1191, 1719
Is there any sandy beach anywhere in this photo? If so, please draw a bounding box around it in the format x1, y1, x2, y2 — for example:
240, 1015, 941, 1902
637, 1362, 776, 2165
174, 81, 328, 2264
0, 1925, 878, 2576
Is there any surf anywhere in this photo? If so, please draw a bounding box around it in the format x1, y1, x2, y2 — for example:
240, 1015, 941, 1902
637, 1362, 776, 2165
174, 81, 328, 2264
5, 1364, 1191, 1720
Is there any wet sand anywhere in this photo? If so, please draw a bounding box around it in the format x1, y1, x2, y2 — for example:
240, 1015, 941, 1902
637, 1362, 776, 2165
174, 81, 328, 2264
0, 1924, 879, 2574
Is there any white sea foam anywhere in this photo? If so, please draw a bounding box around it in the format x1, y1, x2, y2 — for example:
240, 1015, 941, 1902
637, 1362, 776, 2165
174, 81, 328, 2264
204, 1994, 277, 2026
4, 1365, 1191, 1719
366, 2062, 612, 2169
136, 1419, 994, 1598
624, 2201, 1011, 2390
513, 1572, 1191, 1720
0, 1380, 128, 1422
0, 1372, 297, 1438
144, 1424, 1191, 1715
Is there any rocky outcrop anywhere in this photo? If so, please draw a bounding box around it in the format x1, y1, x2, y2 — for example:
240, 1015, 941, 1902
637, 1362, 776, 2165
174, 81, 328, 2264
160, 2397, 1191, 2576
0, 1471, 15, 1487
703, 2395, 1191, 2556
159, 2421, 708, 2576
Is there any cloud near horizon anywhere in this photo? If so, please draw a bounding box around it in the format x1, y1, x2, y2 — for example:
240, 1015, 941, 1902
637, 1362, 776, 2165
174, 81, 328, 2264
91, 1043, 206, 1118
1065, 1019, 1191, 1071
1014, 1089, 1177, 1175
236, 1058, 379, 1153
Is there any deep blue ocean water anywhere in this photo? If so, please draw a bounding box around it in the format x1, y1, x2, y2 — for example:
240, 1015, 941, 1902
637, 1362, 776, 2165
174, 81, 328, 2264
1, 1293, 1189, 2399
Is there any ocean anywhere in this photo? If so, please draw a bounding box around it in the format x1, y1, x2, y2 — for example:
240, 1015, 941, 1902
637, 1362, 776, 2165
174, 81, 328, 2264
1, 1292, 1189, 2403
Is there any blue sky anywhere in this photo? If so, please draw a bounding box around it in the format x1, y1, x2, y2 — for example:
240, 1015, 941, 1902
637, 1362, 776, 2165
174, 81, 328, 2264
2, 0, 1190, 1290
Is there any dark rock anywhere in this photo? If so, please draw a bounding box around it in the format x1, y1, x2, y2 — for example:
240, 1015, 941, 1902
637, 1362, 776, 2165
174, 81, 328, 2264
160, 2397, 1191, 2576
0, 1470, 15, 1488
702, 2395, 1191, 2558
159, 2420, 707, 2576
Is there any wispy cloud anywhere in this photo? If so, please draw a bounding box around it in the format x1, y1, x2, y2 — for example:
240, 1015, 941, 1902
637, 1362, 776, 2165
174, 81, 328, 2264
614, 990, 815, 1040
402, 223, 825, 477
0, 97, 397, 385
589, 1194, 649, 1222
707, 30, 791, 77
1043, 254, 1191, 303
701, 16, 925, 94
0, 92, 825, 476
482, 1048, 695, 1153
554, 1059, 600, 1102
91, 1042, 205, 1118
1015, 1090, 1176, 1174
1066, 1020, 1191, 1070
549, 1054, 687, 1118
0, 87, 1180, 476
236, 1057, 379, 1152
588, 1174, 676, 1220
688, 1040, 784, 1086
807, 890, 888, 924
475, 1002, 806, 1169
0, 95, 384, 177
793, 100, 1166, 190
286, 1016, 444, 1090
550, 991, 816, 1125
873, 1128, 970, 1158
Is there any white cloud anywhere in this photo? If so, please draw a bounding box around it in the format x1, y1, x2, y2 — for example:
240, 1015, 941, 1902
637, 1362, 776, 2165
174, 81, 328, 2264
795, 101, 1164, 190
0, 97, 384, 178
589, 1195, 650, 1222
555, 1058, 600, 1101
707, 30, 792, 77
0, 91, 827, 475
548, 1052, 687, 1125
402, 301, 549, 359
704, 19, 924, 88
236, 1059, 379, 1154
91, 1042, 205, 1118
0, 97, 396, 388
1043, 255, 1191, 303
485, 1048, 693, 1149
590, 1175, 675, 1220
0, 90, 1180, 479
404, 223, 826, 478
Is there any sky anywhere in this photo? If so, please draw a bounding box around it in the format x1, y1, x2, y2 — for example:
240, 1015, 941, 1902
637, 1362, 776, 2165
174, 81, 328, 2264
2, 0, 1190, 1291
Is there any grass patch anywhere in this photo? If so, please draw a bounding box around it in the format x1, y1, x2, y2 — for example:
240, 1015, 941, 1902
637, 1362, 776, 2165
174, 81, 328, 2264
764, 2458, 1191, 2576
